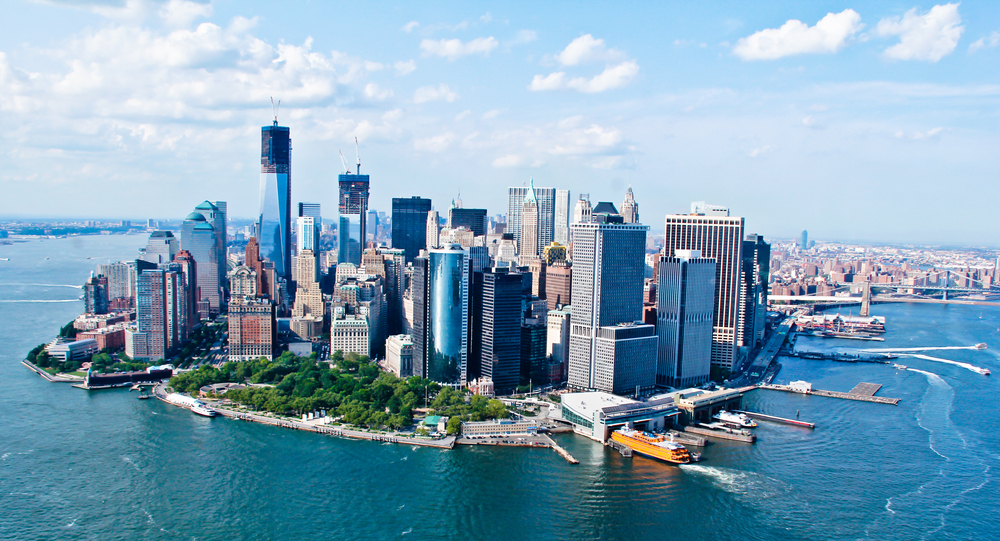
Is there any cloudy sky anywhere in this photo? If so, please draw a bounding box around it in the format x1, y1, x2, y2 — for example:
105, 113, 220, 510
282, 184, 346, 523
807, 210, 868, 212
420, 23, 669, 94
2, 1, 998, 244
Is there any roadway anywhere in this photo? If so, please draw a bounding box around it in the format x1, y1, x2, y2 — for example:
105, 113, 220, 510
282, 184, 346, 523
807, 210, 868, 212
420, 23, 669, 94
726, 316, 795, 388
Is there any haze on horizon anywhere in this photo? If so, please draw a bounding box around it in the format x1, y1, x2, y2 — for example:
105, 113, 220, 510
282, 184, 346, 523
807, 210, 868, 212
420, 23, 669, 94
1, 0, 998, 245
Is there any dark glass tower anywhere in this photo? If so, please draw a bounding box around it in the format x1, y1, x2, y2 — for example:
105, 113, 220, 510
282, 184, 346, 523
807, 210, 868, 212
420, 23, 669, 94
479, 268, 523, 392
258, 121, 292, 279
391, 196, 432, 263
339, 173, 370, 266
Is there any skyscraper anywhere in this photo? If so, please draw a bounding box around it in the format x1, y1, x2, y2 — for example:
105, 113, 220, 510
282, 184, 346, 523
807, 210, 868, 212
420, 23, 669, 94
258, 120, 292, 279
338, 159, 370, 265
478, 268, 522, 392
663, 205, 745, 372
427, 244, 469, 384
570, 194, 592, 251
621, 186, 639, 224
567, 216, 657, 395
740, 234, 771, 350
297, 202, 321, 254
142, 231, 178, 265
508, 181, 556, 256
520, 180, 540, 259
800, 230, 808, 251
554, 189, 571, 245
449, 208, 488, 236
656, 250, 716, 388
189, 200, 227, 294
182, 211, 219, 315
426, 210, 440, 250
410, 255, 430, 378
391, 196, 432, 263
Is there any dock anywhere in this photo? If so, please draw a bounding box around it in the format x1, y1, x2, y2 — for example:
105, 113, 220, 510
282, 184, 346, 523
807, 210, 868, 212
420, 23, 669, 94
667, 430, 708, 447
734, 410, 815, 429
544, 435, 580, 464
606, 438, 632, 457
757, 383, 900, 405
682, 425, 756, 443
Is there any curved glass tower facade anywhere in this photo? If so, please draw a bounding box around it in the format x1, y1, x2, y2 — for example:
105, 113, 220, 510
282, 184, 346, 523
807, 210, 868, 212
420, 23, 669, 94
258, 122, 291, 279
427, 244, 469, 384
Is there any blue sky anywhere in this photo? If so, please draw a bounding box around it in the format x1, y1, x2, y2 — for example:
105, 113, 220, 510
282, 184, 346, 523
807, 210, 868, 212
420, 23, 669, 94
2, 1, 998, 244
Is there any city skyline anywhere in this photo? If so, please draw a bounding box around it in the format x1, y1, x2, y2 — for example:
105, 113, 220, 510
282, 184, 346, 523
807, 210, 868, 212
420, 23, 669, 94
2, 1, 998, 245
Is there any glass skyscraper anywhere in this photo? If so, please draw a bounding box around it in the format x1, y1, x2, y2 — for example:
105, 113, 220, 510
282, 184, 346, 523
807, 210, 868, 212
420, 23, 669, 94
258, 121, 292, 279
339, 173, 369, 266
427, 244, 469, 384
391, 197, 432, 263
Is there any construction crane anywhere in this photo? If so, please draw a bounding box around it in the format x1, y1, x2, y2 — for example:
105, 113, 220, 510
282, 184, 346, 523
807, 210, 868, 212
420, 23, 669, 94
270, 97, 280, 124
339, 149, 351, 174
355, 137, 361, 175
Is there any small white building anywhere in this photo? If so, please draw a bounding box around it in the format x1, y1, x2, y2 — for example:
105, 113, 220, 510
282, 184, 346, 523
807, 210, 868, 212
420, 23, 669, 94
385, 334, 414, 377
789, 380, 813, 393
461, 419, 538, 437
46, 338, 99, 363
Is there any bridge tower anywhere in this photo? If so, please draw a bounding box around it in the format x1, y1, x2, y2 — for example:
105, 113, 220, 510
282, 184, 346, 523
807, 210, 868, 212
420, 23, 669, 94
860, 281, 872, 317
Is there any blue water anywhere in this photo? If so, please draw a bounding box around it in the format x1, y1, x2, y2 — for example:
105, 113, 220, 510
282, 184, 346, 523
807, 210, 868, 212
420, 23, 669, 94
1, 235, 998, 540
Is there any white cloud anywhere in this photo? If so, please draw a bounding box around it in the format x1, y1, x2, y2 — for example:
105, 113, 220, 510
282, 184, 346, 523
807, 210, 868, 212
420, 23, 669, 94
414, 132, 455, 152
493, 154, 523, 168
394, 60, 416, 76
402, 21, 419, 33
420, 37, 499, 60
382, 109, 403, 122
556, 34, 624, 65
733, 9, 863, 60
969, 31, 1000, 53
801, 115, 817, 126
413, 84, 459, 103
482, 109, 501, 119
588, 156, 624, 170
507, 30, 538, 46
895, 127, 946, 140
529, 61, 639, 93
454, 109, 471, 120
481, 13, 493, 24
158, 0, 213, 27
876, 4, 964, 62
363, 83, 393, 101
749, 146, 774, 157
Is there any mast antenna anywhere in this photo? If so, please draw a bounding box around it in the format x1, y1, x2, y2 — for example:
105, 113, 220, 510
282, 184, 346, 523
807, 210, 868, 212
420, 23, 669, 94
355, 137, 361, 175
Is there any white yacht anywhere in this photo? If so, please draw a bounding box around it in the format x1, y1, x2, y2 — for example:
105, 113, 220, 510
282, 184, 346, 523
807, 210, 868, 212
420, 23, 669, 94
713, 411, 757, 428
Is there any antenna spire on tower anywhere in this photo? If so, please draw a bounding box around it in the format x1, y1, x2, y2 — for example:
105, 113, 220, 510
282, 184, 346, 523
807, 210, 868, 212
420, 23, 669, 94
355, 137, 361, 175
270, 97, 281, 125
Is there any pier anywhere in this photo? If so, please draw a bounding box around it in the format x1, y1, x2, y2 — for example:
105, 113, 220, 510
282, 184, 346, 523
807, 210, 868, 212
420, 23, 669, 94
734, 410, 815, 429
606, 439, 633, 458
545, 435, 580, 464
757, 383, 900, 405
667, 430, 708, 447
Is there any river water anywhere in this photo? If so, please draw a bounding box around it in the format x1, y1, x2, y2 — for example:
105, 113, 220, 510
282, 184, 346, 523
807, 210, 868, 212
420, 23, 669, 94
1, 235, 998, 540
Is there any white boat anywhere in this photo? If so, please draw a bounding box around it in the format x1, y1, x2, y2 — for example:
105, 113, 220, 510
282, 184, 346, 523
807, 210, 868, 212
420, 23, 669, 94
975, 343, 987, 350
893, 363, 907, 370
713, 411, 757, 428
191, 405, 217, 417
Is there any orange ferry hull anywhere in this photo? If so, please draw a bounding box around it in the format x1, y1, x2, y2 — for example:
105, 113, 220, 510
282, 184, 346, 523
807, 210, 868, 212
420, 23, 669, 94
610, 432, 690, 464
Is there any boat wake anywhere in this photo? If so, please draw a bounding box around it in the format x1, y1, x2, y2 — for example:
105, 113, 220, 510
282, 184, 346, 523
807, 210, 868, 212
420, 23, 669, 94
0, 299, 80, 303
862, 345, 981, 353
680, 464, 787, 499
903, 354, 987, 376
0, 283, 83, 289
869, 367, 990, 540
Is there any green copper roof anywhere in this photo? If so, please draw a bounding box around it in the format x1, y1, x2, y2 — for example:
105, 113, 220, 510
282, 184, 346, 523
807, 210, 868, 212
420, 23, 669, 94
195, 201, 218, 211
193, 222, 214, 231
185, 212, 206, 221
523, 177, 538, 204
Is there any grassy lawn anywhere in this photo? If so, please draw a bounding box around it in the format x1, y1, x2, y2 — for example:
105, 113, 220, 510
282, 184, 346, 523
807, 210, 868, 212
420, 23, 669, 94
69, 371, 88, 377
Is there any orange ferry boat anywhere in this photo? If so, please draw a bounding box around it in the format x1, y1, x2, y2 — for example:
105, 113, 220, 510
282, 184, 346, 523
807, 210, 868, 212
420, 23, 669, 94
610, 427, 693, 464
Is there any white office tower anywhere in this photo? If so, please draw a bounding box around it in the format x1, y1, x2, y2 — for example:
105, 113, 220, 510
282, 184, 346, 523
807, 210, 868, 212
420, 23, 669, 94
621, 186, 639, 224
690, 201, 730, 217
656, 250, 716, 388
296, 216, 316, 255
567, 218, 657, 395
554, 189, 571, 245
569, 194, 592, 253
426, 210, 440, 250
663, 205, 744, 372
507, 180, 556, 258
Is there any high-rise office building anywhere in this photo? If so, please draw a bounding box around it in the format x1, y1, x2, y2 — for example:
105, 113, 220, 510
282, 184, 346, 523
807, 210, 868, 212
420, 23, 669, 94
569, 194, 592, 252
338, 160, 370, 265
554, 189, 571, 245
546, 306, 571, 379
508, 181, 556, 257
83, 274, 108, 315
426, 210, 440, 250
128, 264, 195, 361
173, 250, 198, 335
545, 263, 572, 310
228, 298, 275, 362
521, 181, 540, 259
449, 208, 488, 237
295, 215, 317, 275
142, 231, 178, 265
391, 196, 432, 263
663, 205, 745, 371
477, 268, 522, 393
656, 250, 716, 388
427, 244, 469, 384
621, 186, 639, 224
258, 121, 292, 279
292, 249, 323, 318
567, 216, 657, 395
297, 203, 321, 255
740, 234, 771, 350
182, 208, 221, 314
800, 230, 808, 251
189, 200, 226, 294
410, 256, 430, 378
98, 261, 136, 308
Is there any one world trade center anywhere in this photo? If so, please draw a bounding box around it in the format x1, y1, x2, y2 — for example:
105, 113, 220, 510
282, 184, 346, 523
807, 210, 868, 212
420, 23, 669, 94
257, 119, 292, 280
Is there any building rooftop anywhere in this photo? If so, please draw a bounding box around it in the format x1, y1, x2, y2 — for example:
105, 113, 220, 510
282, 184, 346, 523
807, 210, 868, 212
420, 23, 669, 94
185, 212, 207, 221
195, 201, 218, 211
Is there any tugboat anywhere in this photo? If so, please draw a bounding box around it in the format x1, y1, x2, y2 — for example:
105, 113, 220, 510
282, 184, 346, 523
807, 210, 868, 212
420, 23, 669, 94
610, 426, 693, 464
